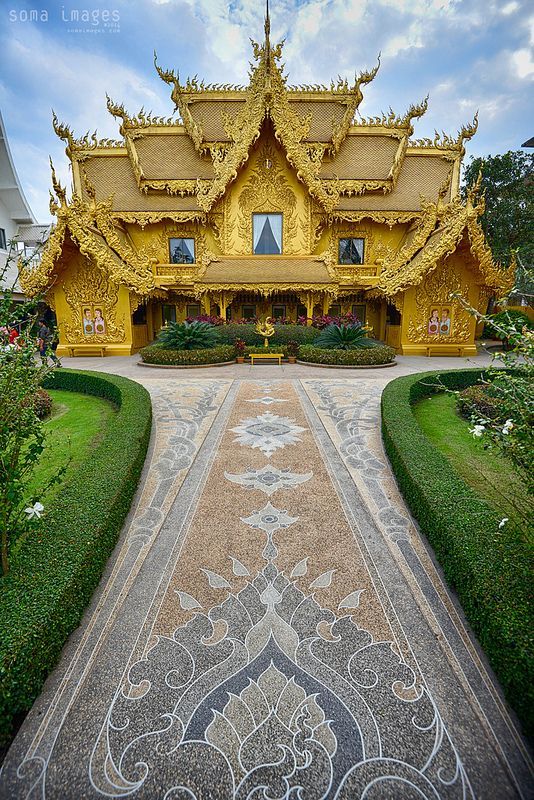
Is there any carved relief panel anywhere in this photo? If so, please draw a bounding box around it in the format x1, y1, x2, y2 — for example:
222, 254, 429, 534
407, 261, 473, 343
62, 260, 125, 344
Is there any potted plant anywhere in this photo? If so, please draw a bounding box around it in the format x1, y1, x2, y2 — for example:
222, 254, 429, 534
234, 338, 246, 363
286, 340, 299, 363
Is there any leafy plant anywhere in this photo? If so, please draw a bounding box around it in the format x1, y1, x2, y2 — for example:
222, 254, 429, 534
156, 320, 220, 351
483, 309, 533, 341
0, 245, 62, 576
286, 340, 300, 357
315, 323, 376, 350
32, 388, 53, 419
234, 338, 246, 356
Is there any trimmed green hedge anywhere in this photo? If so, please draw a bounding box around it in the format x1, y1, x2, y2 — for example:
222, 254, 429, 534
140, 344, 235, 365
381, 369, 533, 738
299, 343, 396, 365
0, 369, 151, 745
216, 323, 319, 347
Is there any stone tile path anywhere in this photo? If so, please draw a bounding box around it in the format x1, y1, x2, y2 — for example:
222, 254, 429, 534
1, 377, 532, 799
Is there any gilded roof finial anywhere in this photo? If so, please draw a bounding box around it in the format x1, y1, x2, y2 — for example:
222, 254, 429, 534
264, 0, 271, 71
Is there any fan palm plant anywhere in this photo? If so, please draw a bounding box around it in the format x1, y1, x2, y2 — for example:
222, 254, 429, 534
315, 323, 377, 350
156, 321, 219, 350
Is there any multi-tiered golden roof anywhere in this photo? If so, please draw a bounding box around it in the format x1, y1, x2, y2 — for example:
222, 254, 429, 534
23, 9, 512, 356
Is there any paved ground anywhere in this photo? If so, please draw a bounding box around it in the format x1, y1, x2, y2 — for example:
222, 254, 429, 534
1, 356, 532, 799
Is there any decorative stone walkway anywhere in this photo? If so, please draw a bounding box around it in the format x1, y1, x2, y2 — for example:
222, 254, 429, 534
1, 378, 531, 799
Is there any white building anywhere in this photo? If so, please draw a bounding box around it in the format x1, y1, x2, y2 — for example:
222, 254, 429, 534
0, 110, 38, 299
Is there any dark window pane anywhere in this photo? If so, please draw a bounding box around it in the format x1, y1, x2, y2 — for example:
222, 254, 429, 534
186, 303, 201, 318
272, 304, 286, 319
339, 238, 364, 264
242, 305, 256, 320
132, 305, 147, 325
0, 228, 6, 250
169, 238, 195, 264
328, 305, 341, 316
351, 304, 366, 323
253, 214, 282, 254
162, 304, 176, 324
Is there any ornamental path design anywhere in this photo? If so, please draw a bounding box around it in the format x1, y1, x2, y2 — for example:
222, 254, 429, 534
0, 379, 531, 800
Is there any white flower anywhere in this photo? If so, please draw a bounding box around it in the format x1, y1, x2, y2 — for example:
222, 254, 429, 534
498, 518, 509, 529
502, 419, 514, 435
469, 424, 485, 438
24, 502, 44, 520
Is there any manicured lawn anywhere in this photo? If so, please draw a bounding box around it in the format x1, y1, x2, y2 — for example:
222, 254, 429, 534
413, 392, 528, 534
26, 389, 116, 506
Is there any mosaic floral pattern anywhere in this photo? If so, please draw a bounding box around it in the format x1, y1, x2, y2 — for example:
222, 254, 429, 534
224, 465, 313, 496
231, 412, 307, 457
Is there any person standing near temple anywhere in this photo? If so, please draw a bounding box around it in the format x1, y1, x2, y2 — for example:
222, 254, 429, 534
37, 319, 60, 366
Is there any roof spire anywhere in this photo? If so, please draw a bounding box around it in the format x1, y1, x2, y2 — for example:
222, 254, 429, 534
265, 0, 270, 63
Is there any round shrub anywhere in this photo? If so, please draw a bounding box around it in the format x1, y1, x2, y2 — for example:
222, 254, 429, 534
156, 320, 220, 350
32, 388, 53, 419
299, 344, 395, 365
456, 384, 502, 421
140, 344, 235, 365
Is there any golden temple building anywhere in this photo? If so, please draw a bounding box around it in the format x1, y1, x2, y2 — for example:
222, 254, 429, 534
22, 13, 513, 357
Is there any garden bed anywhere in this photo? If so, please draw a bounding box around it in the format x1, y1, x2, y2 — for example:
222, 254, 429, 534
299, 343, 396, 366
139, 344, 235, 366
381, 369, 533, 738
0, 369, 152, 746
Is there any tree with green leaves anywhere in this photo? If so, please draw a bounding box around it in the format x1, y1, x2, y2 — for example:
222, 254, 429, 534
462, 150, 533, 268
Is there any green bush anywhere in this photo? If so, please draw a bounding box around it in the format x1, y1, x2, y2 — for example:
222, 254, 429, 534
456, 384, 503, 421
0, 369, 151, 745
483, 309, 533, 341
140, 344, 235, 365
156, 320, 220, 350
216, 323, 318, 347
299, 344, 396, 365
315, 323, 378, 350
381, 369, 533, 738
32, 388, 53, 419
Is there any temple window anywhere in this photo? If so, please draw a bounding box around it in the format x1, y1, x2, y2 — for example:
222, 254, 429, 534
253, 214, 282, 255
132, 305, 146, 325
241, 304, 256, 320
352, 303, 366, 323
328, 304, 341, 316
0, 228, 6, 250
162, 304, 176, 325
339, 238, 364, 265
271, 304, 286, 319
169, 238, 195, 264
186, 303, 201, 318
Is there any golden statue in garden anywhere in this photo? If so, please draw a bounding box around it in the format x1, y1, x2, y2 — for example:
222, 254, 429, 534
255, 318, 275, 348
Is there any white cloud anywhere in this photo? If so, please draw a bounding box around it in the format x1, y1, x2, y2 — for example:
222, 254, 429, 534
512, 48, 534, 78
501, 1, 519, 14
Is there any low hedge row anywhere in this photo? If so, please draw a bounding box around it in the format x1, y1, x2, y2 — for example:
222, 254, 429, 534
0, 369, 152, 745
140, 344, 235, 365
299, 343, 396, 365
381, 369, 533, 738
216, 323, 319, 346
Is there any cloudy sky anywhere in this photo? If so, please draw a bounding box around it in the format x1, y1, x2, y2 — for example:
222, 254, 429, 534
1, 0, 532, 222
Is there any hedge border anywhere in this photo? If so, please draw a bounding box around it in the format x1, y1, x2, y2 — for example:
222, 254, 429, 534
139, 344, 235, 365
299, 343, 396, 366
296, 359, 397, 369
138, 360, 235, 369
381, 369, 533, 739
0, 369, 152, 745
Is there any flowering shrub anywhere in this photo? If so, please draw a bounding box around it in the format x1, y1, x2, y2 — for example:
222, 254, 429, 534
286, 340, 300, 357
0, 248, 62, 576
456, 298, 534, 496
234, 338, 246, 356
310, 312, 363, 329
33, 388, 53, 419
456, 385, 502, 421
185, 314, 225, 326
